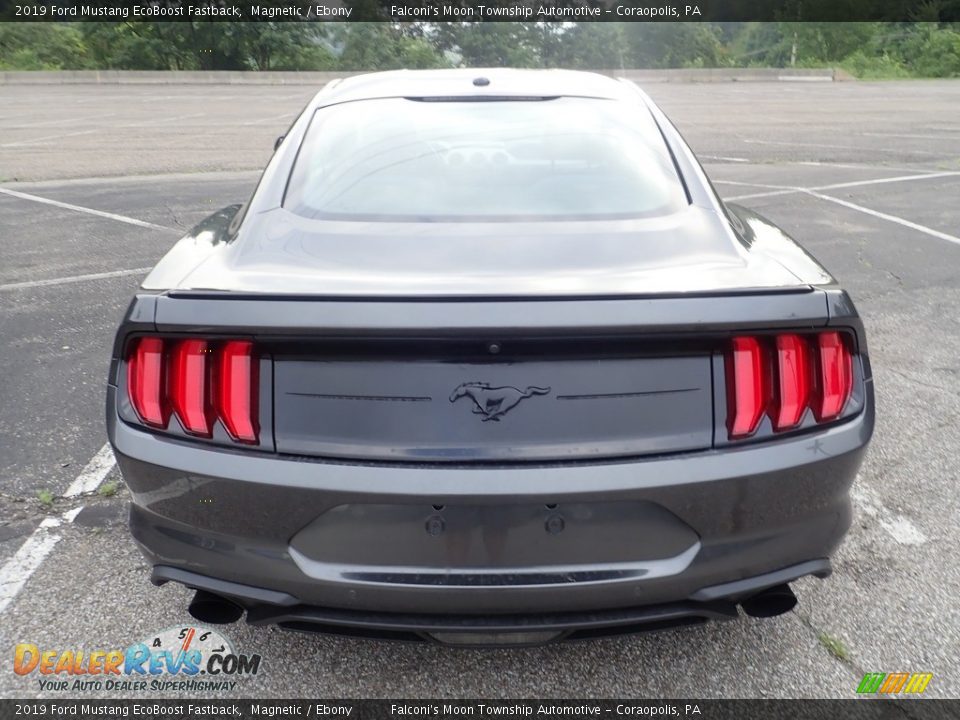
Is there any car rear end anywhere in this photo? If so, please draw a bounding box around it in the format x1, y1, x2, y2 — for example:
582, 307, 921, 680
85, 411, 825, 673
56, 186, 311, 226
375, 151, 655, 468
107, 285, 872, 645
105, 70, 873, 645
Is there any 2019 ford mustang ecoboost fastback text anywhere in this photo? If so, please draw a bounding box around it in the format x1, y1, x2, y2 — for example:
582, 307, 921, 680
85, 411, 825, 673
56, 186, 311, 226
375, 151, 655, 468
106, 69, 874, 646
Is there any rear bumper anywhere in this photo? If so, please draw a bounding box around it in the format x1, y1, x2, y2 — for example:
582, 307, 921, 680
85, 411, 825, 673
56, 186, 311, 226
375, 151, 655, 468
109, 381, 872, 623
151, 561, 828, 645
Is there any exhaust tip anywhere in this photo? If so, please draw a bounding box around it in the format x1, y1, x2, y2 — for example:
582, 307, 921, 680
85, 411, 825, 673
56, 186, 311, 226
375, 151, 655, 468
188, 590, 244, 625
741, 583, 797, 618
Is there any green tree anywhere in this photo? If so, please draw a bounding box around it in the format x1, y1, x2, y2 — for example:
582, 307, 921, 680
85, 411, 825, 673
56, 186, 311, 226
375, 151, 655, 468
439, 23, 541, 67
337, 23, 448, 70
780, 22, 882, 63
79, 22, 338, 71
0, 23, 91, 70
899, 22, 960, 76
623, 23, 725, 68
541, 23, 627, 69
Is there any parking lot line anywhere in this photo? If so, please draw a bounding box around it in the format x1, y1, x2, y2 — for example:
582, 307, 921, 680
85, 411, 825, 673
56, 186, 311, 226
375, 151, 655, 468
851, 483, 928, 546
3, 112, 116, 130
0, 520, 63, 615
64, 443, 116, 498
0, 129, 97, 148
719, 170, 960, 203
861, 131, 960, 141
794, 161, 947, 174
701, 155, 751, 163
0, 446, 115, 615
118, 112, 206, 128
818, 170, 960, 191
726, 189, 798, 202
0, 187, 177, 232
804, 190, 960, 247
242, 112, 295, 126
742, 138, 941, 156
0, 267, 152, 292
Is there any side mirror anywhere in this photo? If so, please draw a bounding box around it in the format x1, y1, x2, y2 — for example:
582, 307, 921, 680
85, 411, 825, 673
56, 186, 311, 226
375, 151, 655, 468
274, 135, 285, 151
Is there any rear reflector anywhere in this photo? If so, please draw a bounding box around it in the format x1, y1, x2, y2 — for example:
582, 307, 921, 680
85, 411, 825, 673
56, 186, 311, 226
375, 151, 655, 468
727, 336, 768, 438
125, 336, 259, 445
217, 340, 259, 444
727, 331, 855, 440
815, 331, 853, 421
773, 334, 811, 430
127, 337, 169, 428
170, 339, 213, 437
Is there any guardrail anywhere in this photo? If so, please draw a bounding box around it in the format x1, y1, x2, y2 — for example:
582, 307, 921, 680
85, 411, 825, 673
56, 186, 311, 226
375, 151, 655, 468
0, 68, 841, 85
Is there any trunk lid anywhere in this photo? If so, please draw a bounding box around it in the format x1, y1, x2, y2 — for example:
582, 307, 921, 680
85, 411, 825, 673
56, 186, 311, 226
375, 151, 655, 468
170, 206, 805, 297
272, 339, 714, 462
152, 290, 830, 464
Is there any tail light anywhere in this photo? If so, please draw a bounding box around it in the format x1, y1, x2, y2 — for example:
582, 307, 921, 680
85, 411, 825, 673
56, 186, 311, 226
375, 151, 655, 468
125, 336, 260, 445
726, 331, 854, 440
726, 336, 769, 438
217, 340, 259, 444
170, 339, 214, 437
773, 334, 811, 430
127, 337, 169, 429
815, 331, 853, 422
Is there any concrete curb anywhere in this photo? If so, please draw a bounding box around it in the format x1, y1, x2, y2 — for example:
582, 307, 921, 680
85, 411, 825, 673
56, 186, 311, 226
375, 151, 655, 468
0, 68, 839, 85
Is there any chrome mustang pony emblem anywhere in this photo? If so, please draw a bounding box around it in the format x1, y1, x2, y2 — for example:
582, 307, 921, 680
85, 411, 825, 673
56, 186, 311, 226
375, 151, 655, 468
449, 382, 551, 422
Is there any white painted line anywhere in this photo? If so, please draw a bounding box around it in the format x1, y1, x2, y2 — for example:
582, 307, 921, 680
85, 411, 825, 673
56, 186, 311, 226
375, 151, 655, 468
0, 267, 152, 292
794, 161, 945, 174
62, 507, 84, 523
803, 190, 960, 247
64, 443, 117, 498
742, 138, 939, 156
861, 131, 960, 141
701, 155, 751, 164
715, 179, 792, 190
7, 168, 259, 190
0, 129, 97, 149
0, 444, 117, 615
119, 112, 206, 128
0, 525, 62, 614
818, 171, 960, 191
851, 484, 928, 546
4, 112, 116, 130
0, 187, 176, 232
242, 112, 295, 126
725, 189, 799, 202
719, 171, 960, 203
720, 173, 960, 246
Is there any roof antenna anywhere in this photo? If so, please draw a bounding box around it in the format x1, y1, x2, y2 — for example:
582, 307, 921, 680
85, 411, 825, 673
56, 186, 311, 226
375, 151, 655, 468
472, 77, 491, 87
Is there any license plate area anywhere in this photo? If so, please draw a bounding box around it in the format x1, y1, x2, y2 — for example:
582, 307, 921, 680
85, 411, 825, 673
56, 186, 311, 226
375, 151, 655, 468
289, 501, 699, 585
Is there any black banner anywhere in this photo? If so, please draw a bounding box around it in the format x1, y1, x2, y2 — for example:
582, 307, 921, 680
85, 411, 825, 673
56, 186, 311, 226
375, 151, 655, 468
1, 700, 959, 720
0, 0, 958, 23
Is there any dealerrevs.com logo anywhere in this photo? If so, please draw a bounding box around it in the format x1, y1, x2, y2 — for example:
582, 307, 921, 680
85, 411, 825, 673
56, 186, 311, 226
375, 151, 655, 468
13, 626, 261, 693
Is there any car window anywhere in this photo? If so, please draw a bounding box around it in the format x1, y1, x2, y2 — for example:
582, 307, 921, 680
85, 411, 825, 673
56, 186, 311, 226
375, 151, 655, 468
283, 97, 689, 222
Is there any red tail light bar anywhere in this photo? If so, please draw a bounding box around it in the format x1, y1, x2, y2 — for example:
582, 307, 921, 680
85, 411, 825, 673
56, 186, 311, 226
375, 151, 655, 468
726, 331, 854, 440
127, 337, 259, 445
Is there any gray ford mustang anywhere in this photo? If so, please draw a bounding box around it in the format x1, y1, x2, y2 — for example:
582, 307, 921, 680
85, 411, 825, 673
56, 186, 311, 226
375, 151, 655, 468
106, 69, 873, 646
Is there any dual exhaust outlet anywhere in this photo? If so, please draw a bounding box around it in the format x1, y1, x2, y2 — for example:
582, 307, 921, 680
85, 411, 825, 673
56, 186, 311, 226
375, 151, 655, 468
185, 583, 798, 628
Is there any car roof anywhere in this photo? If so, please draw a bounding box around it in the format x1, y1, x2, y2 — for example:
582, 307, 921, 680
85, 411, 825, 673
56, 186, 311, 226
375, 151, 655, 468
312, 68, 642, 107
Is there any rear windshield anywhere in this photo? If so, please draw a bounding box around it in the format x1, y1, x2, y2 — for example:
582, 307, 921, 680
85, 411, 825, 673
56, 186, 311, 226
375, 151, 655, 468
283, 97, 688, 222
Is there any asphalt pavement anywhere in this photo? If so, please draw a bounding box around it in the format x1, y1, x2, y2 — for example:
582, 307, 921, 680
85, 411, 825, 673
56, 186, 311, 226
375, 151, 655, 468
0, 79, 958, 699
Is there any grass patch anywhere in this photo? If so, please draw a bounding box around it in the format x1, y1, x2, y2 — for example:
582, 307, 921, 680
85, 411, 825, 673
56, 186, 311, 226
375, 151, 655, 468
819, 632, 850, 662
98, 482, 118, 498
36, 489, 55, 509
